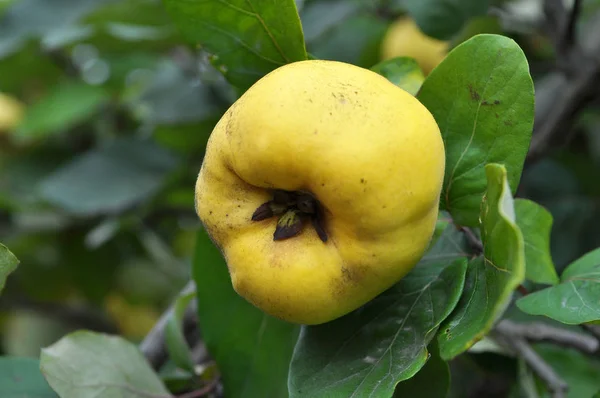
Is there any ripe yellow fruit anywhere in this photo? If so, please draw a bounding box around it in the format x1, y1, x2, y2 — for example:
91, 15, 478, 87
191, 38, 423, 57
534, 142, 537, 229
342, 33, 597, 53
195, 60, 445, 325
0, 92, 24, 132
380, 17, 448, 75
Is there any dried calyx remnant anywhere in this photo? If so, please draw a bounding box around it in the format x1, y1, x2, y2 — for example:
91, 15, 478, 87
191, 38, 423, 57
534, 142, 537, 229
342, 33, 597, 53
251, 189, 328, 242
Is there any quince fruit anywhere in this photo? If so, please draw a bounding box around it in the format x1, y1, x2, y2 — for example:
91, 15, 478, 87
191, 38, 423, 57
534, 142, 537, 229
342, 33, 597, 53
195, 60, 445, 325
0, 92, 24, 132
380, 16, 448, 75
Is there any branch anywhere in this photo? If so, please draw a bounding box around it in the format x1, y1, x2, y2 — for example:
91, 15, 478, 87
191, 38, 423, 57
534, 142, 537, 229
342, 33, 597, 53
527, 6, 600, 163
496, 319, 598, 353
459, 226, 483, 255
494, 322, 568, 398
580, 323, 600, 342
562, 0, 583, 51
139, 281, 201, 369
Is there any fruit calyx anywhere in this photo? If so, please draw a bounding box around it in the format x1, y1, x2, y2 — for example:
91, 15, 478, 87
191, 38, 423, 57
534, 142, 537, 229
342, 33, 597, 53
251, 189, 328, 242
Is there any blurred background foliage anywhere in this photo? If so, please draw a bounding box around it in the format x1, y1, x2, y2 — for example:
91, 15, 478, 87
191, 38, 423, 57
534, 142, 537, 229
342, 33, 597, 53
1, 0, 600, 396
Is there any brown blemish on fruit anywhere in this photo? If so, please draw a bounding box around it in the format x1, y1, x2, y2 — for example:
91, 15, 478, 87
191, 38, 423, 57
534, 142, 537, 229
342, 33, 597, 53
360, 178, 366, 184
504, 120, 514, 126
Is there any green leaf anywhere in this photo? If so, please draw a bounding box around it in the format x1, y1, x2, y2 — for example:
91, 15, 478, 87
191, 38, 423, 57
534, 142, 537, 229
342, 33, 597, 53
516, 247, 600, 324
515, 199, 559, 285
163, 0, 307, 92
0, 357, 57, 398
193, 228, 300, 398
438, 164, 525, 359
535, 343, 600, 398
0, 243, 19, 294
393, 341, 449, 398
39, 137, 179, 216
417, 34, 534, 227
288, 232, 468, 398
130, 59, 223, 125
371, 56, 425, 96
308, 15, 388, 69
165, 284, 197, 374
40, 331, 170, 397
16, 81, 109, 141
0, 0, 112, 58
404, 0, 490, 40
299, 0, 360, 43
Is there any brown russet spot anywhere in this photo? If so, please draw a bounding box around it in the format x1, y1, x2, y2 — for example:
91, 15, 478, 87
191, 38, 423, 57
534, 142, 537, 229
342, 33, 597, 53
360, 178, 366, 184
468, 84, 480, 101
482, 99, 501, 106
504, 120, 514, 126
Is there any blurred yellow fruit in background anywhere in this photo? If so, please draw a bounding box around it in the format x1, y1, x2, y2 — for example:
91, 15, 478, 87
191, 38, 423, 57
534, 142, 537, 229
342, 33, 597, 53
0, 92, 25, 132
380, 16, 448, 75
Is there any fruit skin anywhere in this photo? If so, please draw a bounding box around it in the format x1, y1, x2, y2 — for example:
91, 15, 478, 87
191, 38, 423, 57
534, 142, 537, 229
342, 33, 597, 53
195, 60, 445, 325
0, 92, 24, 132
380, 17, 448, 75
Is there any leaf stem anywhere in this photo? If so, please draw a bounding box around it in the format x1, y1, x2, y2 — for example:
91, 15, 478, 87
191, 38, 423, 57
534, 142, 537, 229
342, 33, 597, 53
139, 281, 200, 370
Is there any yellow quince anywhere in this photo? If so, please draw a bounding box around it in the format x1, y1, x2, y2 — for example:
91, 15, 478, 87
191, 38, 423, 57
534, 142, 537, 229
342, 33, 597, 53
195, 60, 445, 325
0, 92, 24, 132
381, 16, 449, 75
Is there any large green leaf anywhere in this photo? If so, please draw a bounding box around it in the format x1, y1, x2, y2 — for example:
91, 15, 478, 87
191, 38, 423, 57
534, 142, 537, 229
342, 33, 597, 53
288, 226, 468, 397
517, 247, 600, 324
162, 0, 307, 92
392, 341, 449, 398
438, 164, 525, 359
38, 137, 179, 216
515, 199, 559, 285
371, 56, 425, 96
308, 14, 388, 69
417, 34, 534, 227
404, 0, 490, 40
15, 81, 110, 141
40, 331, 170, 398
0, 243, 19, 294
193, 228, 300, 398
0, 357, 57, 398
299, 0, 359, 43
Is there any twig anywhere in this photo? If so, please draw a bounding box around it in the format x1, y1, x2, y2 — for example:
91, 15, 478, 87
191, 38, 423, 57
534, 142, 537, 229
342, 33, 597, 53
562, 0, 583, 51
494, 323, 568, 398
176, 377, 220, 398
527, 8, 600, 163
580, 323, 600, 342
496, 319, 599, 353
543, 0, 567, 50
459, 226, 483, 255
140, 281, 199, 369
